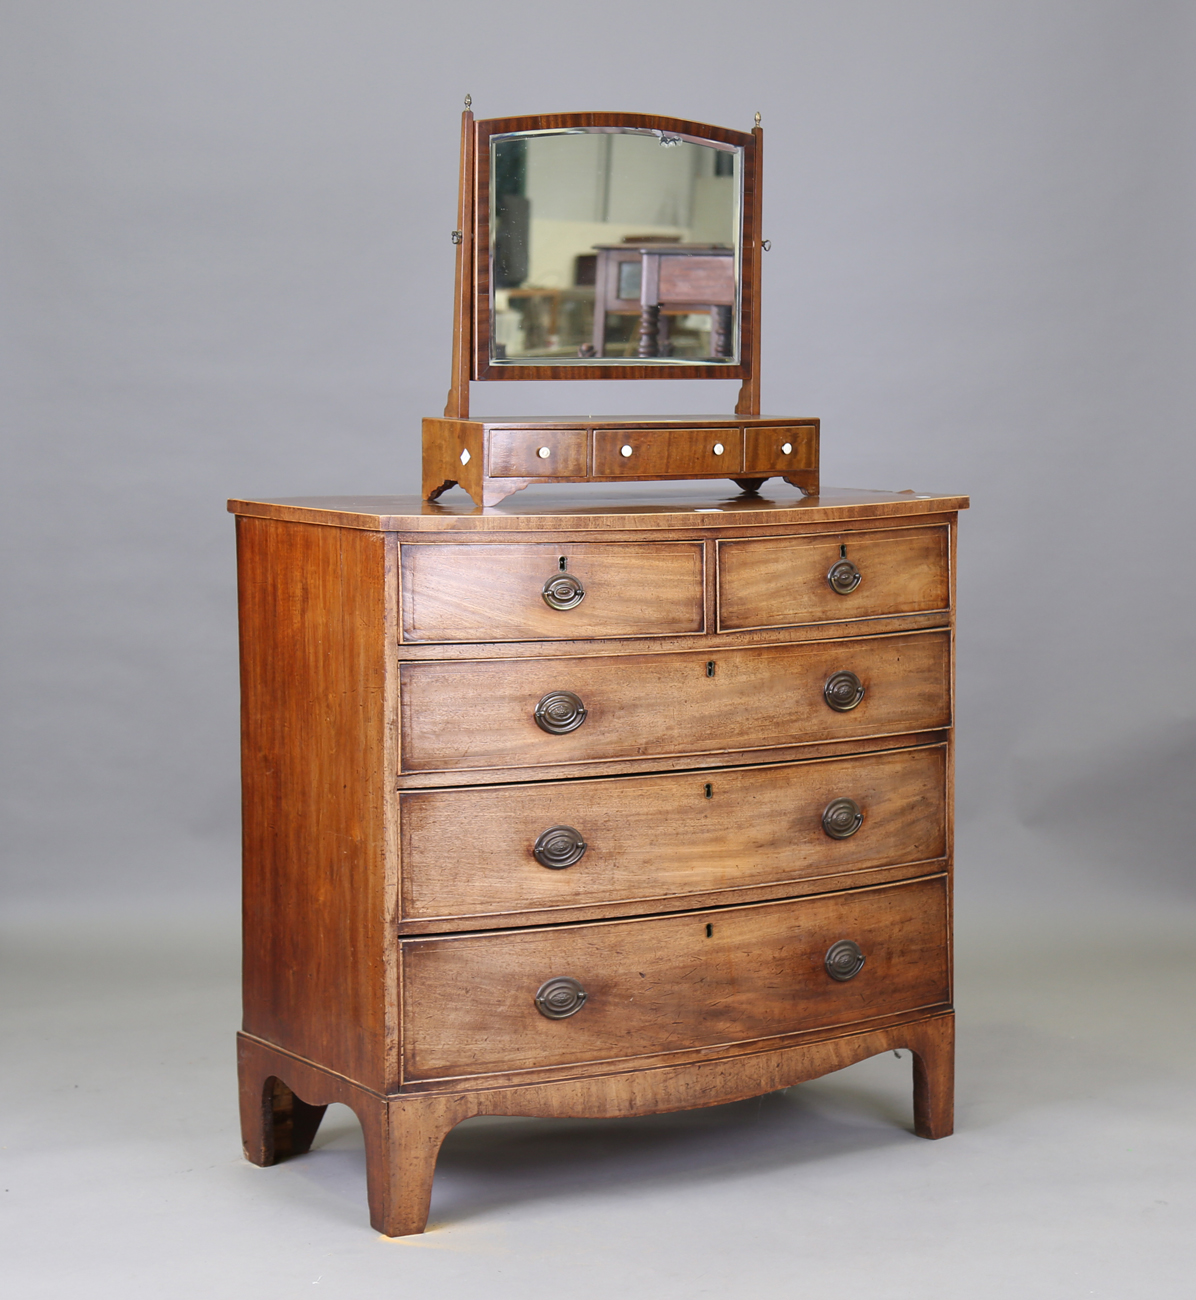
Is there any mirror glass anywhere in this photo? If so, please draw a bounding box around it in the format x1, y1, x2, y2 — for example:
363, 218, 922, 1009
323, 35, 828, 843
489, 128, 741, 365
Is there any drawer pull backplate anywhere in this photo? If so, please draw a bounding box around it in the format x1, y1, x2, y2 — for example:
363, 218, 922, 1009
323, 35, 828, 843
533, 825, 587, 869
534, 976, 587, 1019
825, 939, 866, 981
542, 572, 586, 610
822, 797, 864, 839
827, 558, 863, 594
534, 690, 588, 734
824, 670, 865, 712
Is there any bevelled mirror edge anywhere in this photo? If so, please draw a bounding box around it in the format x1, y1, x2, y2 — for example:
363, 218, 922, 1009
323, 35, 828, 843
454, 112, 761, 409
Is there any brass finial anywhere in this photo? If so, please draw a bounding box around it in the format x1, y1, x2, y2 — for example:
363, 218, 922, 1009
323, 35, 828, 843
754, 111, 761, 127
464, 94, 472, 110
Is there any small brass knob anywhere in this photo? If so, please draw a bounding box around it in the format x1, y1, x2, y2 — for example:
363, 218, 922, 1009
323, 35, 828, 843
824, 670, 865, 712
535, 976, 587, 1019
825, 940, 866, 981
542, 572, 585, 610
533, 825, 587, 869
822, 797, 864, 839
827, 558, 862, 594
534, 690, 587, 734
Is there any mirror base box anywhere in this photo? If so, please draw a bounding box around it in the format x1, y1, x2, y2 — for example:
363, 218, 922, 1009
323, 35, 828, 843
423, 414, 819, 507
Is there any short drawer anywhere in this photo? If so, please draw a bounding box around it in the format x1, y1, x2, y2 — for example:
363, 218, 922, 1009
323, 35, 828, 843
400, 874, 950, 1080
719, 526, 950, 631
743, 425, 818, 474
399, 629, 951, 773
592, 428, 744, 476
401, 541, 704, 643
488, 428, 587, 477
401, 745, 946, 921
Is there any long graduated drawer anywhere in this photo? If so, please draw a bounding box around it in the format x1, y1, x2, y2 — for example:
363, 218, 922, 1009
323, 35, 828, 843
400, 744, 947, 924
398, 629, 951, 774
400, 874, 950, 1082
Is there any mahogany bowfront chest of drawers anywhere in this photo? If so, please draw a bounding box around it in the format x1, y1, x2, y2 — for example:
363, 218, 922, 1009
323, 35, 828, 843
230, 485, 967, 1236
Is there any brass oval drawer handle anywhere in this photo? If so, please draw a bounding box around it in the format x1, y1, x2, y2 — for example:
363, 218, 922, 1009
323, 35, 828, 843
825, 939, 866, 982
535, 976, 587, 1019
822, 797, 864, 839
542, 572, 585, 611
533, 825, 587, 869
827, 558, 862, 595
823, 670, 865, 712
534, 690, 587, 734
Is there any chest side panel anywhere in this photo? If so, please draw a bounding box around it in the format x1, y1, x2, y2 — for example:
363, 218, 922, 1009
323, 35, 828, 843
237, 515, 395, 1091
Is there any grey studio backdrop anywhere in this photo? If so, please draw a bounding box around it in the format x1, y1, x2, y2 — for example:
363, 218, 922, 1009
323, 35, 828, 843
2, 3, 1194, 1297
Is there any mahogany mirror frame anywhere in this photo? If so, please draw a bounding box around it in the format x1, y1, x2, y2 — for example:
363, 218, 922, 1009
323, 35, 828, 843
445, 110, 763, 420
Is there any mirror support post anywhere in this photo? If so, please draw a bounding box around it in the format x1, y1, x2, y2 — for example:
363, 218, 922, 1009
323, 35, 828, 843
445, 107, 475, 420
735, 123, 763, 418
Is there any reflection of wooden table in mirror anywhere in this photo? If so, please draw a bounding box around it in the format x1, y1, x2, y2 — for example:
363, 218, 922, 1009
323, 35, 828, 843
591, 244, 735, 359
494, 287, 595, 359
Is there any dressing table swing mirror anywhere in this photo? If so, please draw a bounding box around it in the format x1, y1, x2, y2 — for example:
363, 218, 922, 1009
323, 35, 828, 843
423, 103, 819, 506
232, 102, 965, 1238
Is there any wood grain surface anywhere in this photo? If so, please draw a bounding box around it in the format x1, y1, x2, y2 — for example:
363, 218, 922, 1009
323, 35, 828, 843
229, 484, 966, 533
718, 525, 950, 630
592, 428, 746, 476
399, 629, 951, 774
401, 540, 705, 643
237, 516, 398, 1091
400, 744, 946, 922
743, 424, 818, 474
401, 874, 949, 1080
487, 428, 588, 478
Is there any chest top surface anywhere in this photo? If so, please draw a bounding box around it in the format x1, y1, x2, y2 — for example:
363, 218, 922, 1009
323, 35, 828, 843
227, 484, 968, 533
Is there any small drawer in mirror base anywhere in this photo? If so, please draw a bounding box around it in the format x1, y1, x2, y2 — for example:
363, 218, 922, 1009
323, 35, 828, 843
488, 428, 588, 477
744, 425, 818, 474
592, 428, 745, 476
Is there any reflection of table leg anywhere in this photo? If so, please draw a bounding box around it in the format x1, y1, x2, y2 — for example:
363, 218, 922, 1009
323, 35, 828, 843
637, 302, 660, 357
711, 304, 732, 358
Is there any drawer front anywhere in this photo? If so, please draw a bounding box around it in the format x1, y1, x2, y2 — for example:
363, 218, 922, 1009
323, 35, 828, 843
592, 428, 744, 476
401, 745, 946, 920
402, 542, 704, 643
719, 526, 950, 631
488, 428, 588, 477
399, 630, 950, 773
743, 425, 818, 474
401, 875, 949, 1080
